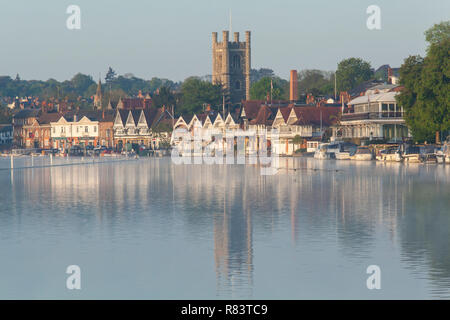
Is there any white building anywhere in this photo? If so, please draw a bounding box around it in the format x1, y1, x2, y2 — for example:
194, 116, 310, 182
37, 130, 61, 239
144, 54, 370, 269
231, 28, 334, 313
0, 125, 13, 145
332, 91, 410, 142
50, 115, 99, 149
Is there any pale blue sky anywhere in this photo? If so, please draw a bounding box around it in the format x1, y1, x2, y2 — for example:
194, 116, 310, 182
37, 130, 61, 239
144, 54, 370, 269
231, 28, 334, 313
0, 0, 448, 82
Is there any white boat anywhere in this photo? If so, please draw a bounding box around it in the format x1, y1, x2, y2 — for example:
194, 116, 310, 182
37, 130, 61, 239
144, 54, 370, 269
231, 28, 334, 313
335, 142, 357, 160
314, 143, 330, 160
376, 147, 402, 162
437, 139, 450, 164
402, 146, 421, 163
350, 146, 373, 161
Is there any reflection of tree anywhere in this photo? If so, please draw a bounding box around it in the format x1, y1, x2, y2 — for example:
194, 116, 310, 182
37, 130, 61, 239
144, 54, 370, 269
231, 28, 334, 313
400, 182, 450, 291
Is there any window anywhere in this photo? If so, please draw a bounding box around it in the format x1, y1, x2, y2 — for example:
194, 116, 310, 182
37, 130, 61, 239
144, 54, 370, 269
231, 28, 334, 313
94, 126, 97, 133
85, 126, 88, 133
235, 80, 241, 90
382, 103, 388, 112
233, 55, 241, 69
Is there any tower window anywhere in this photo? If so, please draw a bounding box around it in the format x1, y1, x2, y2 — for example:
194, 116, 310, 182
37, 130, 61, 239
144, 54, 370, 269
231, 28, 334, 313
233, 55, 241, 69
235, 81, 241, 90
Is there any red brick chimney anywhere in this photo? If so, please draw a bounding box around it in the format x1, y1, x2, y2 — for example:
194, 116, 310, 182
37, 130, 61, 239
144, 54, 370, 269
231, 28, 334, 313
306, 93, 315, 105
387, 67, 393, 84
289, 70, 298, 102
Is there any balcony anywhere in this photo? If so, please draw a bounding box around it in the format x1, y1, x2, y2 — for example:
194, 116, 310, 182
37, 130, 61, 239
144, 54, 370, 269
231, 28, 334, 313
341, 112, 404, 121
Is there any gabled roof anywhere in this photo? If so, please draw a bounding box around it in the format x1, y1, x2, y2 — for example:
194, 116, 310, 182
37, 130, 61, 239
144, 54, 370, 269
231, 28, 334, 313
143, 108, 160, 128
130, 109, 142, 126
279, 106, 292, 122
117, 97, 152, 110
37, 112, 63, 124
250, 105, 276, 125
292, 106, 340, 126
115, 109, 129, 127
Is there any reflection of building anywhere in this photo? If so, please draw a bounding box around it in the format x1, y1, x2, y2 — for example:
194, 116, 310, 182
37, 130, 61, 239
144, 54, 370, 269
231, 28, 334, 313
214, 199, 253, 296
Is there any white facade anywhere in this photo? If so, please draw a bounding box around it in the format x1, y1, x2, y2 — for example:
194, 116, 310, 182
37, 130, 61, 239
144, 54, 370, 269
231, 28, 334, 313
333, 91, 410, 141
0, 126, 13, 145
50, 116, 99, 148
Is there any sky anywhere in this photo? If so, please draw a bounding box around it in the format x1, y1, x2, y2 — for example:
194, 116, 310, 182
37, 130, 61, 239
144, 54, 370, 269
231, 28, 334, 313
0, 0, 448, 82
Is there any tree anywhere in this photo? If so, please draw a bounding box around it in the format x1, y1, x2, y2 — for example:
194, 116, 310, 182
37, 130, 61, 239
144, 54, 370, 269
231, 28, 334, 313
250, 77, 286, 100
105, 67, 117, 84
336, 58, 373, 92
179, 77, 221, 115
70, 73, 95, 96
396, 21, 450, 143
152, 86, 178, 109
250, 68, 275, 83
292, 134, 303, 152
298, 70, 334, 96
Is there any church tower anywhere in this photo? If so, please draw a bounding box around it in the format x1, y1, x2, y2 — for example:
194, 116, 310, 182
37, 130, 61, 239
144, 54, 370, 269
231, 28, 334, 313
212, 30, 251, 105
94, 78, 102, 109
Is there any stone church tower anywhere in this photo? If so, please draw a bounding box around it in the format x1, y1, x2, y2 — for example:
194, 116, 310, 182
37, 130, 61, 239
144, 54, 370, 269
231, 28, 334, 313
212, 30, 251, 104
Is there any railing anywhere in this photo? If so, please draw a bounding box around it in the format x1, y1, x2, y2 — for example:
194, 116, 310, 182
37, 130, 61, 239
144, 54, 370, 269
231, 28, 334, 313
342, 112, 404, 121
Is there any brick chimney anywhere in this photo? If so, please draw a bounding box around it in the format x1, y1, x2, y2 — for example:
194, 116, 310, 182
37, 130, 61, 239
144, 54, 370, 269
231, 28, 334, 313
289, 70, 298, 102
306, 93, 315, 105
387, 67, 393, 84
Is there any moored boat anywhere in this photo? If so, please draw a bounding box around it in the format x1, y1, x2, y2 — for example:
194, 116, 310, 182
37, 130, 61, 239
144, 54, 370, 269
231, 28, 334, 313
376, 147, 402, 162
314, 143, 330, 160
335, 142, 357, 160
402, 146, 421, 163
350, 146, 373, 161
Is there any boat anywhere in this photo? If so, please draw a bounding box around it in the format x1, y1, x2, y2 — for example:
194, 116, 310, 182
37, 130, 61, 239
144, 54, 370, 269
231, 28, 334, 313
350, 146, 373, 161
436, 138, 450, 164
376, 147, 402, 162
402, 145, 421, 163
314, 143, 330, 160
335, 142, 358, 160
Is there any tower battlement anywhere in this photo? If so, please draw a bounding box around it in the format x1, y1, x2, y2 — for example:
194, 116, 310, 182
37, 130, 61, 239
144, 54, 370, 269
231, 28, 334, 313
212, 30, 251, 104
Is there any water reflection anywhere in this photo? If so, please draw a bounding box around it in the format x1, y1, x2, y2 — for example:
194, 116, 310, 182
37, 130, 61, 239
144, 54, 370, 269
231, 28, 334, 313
0, 157, 449, 298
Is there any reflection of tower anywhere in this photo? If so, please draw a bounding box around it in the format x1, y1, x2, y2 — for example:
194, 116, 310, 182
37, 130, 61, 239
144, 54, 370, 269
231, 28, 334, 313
212, 30, 251, 104
214, 168, 253, 297
94, 78, 102, 109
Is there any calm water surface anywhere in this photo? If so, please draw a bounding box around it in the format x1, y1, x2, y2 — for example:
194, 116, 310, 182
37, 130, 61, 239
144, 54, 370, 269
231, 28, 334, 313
0, 157, 449, 299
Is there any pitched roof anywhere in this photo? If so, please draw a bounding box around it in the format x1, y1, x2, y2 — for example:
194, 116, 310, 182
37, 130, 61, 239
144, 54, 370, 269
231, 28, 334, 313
38, 112, 63, 124
117, 97, 152, 110
348, 91, 399, 105
13, 108, 40, 119
130, 109, 142, 126
117, 109, 129, 126
292, 106, 340, 126
250, 105, 276, 125
279, 106, 292, 122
